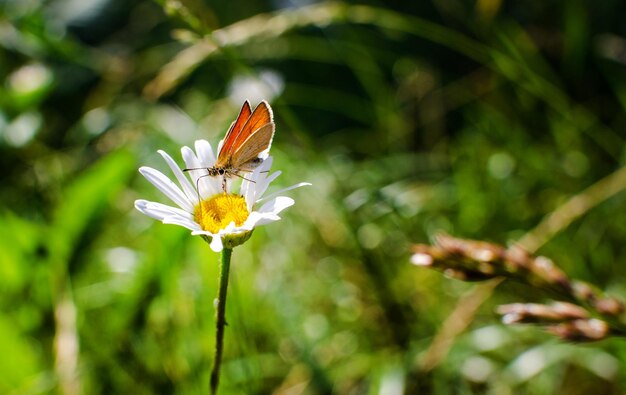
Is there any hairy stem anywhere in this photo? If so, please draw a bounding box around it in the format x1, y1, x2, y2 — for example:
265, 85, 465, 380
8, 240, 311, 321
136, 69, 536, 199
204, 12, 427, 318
210, 247, 232, 394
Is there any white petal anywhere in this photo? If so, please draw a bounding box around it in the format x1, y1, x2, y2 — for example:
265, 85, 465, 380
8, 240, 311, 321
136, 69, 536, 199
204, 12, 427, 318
196, 140, 223, 196
136, 200, 193, 220
246, 156, 273, 186
181, 148, 211, 197
258, 196, 295, 215
250, 156, 273, 181
192, 229, 212, 236
222, 221, 238, 232
257, 149, 270, 160
135, 199, 165, 220
195, 139, 216, 166
253, 214, 281, 226
181, 144, 221, 197
244, 187, 255, 212
240, 156, 275, 208
256, 182, 311, 203
241, 170, 259, 210
182, 145, 200, 170
223, 177, 234, 195
189, 229, 223, 252
259, 156, 273, 172
139, 167, 194, 212
241, 212, 262, 229
242, 211, 279, 229
210, 234, 223, 252
158, 150, 198, 206
254, 170, 281, 202
201, 172, 223, 199
240, 169, 255, 201
163, 215, 202, 231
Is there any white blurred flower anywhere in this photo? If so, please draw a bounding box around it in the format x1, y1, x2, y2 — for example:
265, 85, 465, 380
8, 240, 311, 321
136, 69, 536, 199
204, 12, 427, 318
135, 140, 309, 252
227, 70, 284, 106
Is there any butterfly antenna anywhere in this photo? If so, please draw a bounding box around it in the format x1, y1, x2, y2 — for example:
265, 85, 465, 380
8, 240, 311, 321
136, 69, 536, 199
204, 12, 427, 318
183, 167, 207, 172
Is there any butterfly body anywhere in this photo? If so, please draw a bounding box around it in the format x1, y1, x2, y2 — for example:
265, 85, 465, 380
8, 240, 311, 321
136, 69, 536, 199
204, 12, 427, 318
206, 157, 264, 178
194, 100, 275, 191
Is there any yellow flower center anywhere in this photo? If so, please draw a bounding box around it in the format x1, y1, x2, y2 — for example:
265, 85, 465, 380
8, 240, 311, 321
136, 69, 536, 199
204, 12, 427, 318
194, 193, 249, 234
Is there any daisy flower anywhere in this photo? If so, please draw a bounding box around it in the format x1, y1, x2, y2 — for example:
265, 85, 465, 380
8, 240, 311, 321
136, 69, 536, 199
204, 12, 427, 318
135, 139, 309, 252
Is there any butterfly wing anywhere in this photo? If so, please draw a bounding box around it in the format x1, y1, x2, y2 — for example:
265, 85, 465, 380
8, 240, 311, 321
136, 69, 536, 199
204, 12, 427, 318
230, 122, 275, 170
221, 101, 273, 162
216, 101, 252, 164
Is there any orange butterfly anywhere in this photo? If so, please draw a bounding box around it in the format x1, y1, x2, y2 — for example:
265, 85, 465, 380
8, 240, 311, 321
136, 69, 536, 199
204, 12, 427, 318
187, 100, 275, 192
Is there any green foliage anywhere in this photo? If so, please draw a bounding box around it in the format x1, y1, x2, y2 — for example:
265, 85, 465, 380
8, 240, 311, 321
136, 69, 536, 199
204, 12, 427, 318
2, 0, 626, 393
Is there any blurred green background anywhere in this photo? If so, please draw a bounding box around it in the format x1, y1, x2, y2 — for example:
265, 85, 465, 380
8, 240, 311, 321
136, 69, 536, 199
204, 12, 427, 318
3, 0, 626, 393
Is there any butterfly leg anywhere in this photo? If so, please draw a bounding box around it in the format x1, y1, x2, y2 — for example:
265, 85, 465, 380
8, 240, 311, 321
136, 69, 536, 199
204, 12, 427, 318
232, 172, 256, 183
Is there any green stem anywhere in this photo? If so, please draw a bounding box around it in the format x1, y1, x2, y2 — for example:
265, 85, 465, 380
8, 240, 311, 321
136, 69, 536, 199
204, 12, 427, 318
210, 247, 232, 394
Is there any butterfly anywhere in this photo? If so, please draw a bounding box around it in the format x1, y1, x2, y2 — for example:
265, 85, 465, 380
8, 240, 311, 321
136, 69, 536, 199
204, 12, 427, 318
186, 100, 275, 192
